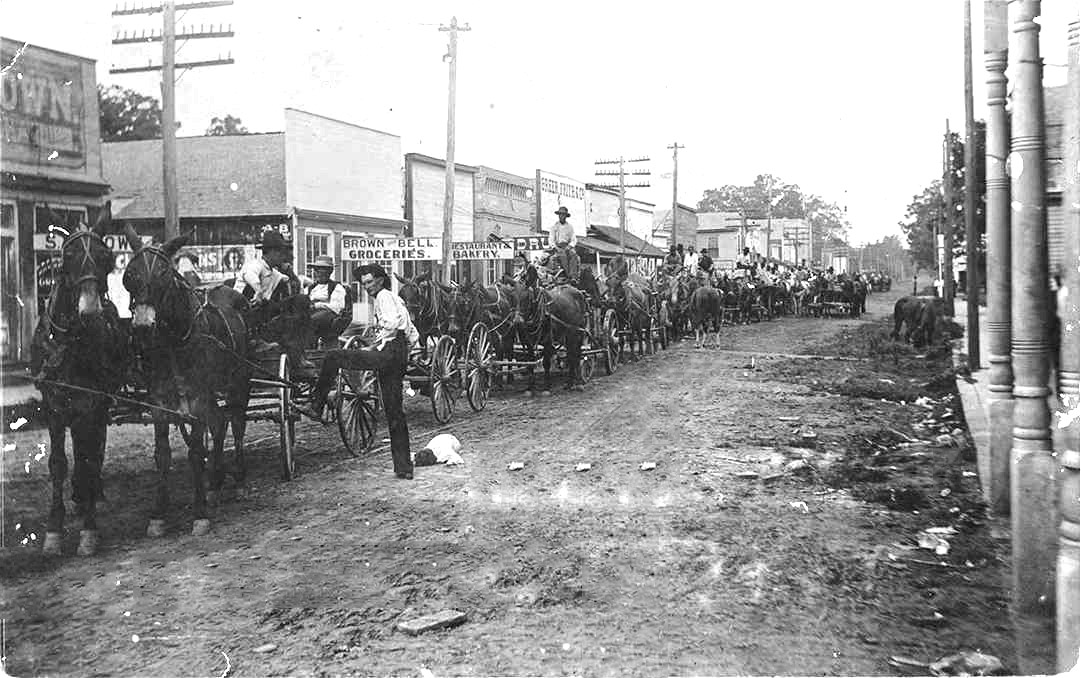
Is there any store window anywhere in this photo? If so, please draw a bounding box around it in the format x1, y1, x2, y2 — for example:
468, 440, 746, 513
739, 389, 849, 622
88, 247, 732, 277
1, 201, 19, 361
304, 230, 332, 278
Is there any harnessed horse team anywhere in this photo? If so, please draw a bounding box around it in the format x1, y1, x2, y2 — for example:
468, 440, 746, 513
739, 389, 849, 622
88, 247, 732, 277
31, 214, 880, 556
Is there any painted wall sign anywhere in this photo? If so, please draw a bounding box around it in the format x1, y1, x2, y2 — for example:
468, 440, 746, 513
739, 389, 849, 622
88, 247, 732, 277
450, 241, 515, 260
342, 236, 442, 261
0, 44, 87, 169
536, 170, 588, 237
33, 232, 152, 253
511, 236, 547, 253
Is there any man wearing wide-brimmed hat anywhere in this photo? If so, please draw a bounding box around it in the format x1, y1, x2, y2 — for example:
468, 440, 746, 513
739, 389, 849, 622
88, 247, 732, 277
306, 254, 352, 342
547, 205, 580, 284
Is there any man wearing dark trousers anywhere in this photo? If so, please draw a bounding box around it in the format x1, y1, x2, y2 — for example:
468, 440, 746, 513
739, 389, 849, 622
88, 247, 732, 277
301, 264, 417, 479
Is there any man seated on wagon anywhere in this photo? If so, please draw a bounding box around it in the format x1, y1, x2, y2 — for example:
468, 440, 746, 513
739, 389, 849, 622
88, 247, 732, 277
548, 206, 581, 284
306, 255, 354, 345
696, 247, 714, 284
663, 245, 683, 275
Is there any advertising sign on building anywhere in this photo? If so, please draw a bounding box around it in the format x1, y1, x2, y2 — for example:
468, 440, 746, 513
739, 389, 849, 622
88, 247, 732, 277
1, 43, 87, 170
33, 232, 152, 253
535, 170, 588, 237
343, 236, 442, 261
451, 241, 515, 261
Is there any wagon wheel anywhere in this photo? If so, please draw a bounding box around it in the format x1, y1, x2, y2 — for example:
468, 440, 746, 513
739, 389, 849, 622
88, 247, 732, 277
466, 323, 494, 412
278, 353, 296, 480
429, 335, 457, 424
658, 301, 670, 350
602, 309, 620, 375
336, 369, 378, 456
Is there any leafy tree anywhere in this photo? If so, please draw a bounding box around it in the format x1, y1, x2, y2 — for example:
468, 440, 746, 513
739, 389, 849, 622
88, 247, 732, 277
98, 84, 170, 141
899, 121, 986, 276
206, 115, 249, 136
697, 174, 850, 243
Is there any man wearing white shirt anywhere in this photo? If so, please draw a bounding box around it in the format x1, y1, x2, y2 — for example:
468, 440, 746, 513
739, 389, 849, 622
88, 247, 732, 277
683, 245, 699, 272
234, 231, 292, 303
306, 254, 350, 342
304, 264, 418, 479
548, 206, 580, 283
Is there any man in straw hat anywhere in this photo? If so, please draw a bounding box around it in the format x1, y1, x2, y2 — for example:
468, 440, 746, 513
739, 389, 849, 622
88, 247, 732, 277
305, 254, 352, 343
548, 206, 580, 285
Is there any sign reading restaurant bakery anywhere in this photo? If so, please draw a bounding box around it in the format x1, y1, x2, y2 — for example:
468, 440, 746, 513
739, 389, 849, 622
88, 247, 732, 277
451, 241, 515, 260
343, 236, 442, 261
1, 41, 87, 170
535, 170, 588, 237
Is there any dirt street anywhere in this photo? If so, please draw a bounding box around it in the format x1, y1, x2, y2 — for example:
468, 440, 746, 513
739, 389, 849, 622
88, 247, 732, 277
1, 284, 1014, 676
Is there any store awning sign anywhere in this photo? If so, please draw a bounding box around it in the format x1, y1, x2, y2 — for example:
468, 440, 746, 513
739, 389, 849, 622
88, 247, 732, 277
342, 236, 442, 261
451, 241, 515, 260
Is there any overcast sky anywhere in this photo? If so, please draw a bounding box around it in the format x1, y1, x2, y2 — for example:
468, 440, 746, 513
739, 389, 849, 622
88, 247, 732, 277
3, 0, 1074, 245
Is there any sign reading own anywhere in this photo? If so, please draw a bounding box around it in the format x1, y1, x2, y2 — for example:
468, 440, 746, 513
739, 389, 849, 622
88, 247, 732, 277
342, 236, 442, 261
451, 242, 515, 260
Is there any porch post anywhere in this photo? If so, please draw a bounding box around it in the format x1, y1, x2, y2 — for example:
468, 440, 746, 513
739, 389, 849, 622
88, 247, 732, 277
985, 0, 1013, 514
1009, 0, 1056, 616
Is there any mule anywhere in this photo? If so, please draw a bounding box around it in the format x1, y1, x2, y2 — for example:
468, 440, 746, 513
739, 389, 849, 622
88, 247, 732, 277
123, 227, 252, 537
35, 204, 129, 556
509, 265, 587, 394
689, 285, 723, 348
603, 256, 653, 361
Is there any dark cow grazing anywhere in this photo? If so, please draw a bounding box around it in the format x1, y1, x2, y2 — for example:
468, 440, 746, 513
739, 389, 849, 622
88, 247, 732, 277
689, 285, 723, 348
891, 295, 943, 349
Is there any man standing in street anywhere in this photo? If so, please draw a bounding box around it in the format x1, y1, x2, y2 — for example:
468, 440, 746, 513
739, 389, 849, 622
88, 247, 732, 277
302, 264, 418, 480
549, 206, 580, 284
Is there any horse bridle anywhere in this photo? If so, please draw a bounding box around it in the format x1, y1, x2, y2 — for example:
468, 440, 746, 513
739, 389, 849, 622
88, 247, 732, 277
45, 231, 110, 336
127, 245, 197, 342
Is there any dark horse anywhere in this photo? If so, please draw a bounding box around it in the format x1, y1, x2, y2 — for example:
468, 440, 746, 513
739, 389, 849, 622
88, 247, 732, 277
395, 270, 453, 355
34, 204, 129, 556
509, 265, 588, 394
603, 255, 653, 361
124, 227, 252, 537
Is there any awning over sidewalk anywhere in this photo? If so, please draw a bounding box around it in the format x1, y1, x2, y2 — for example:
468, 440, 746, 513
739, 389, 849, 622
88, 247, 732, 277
294, 207, 406, 235
586, 225, 666, 257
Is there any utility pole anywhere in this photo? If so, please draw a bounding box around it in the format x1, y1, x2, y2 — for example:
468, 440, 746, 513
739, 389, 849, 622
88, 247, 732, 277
593, 156, 650, 252
964, 0, 981, 370
943, 119, 956, 316
111, 0, 235, 241
667, 142, 684, 248
766, 175, 773, 262
438, 16, 470, 285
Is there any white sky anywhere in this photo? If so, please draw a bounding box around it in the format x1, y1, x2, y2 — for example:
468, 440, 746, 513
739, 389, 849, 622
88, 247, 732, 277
2, 0, 1074, 246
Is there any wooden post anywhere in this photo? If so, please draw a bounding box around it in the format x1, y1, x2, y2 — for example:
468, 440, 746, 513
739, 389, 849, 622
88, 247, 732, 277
943, 121, 956, 316
668, 142, 683, 248
439, 17, 469, 285
1056, 15, 1080, 673
1009, 0, 1055, 617
964, 0, 981, 371
618, 156, 626, 251
162, 0, 178, 240
985, 0, 1012, 515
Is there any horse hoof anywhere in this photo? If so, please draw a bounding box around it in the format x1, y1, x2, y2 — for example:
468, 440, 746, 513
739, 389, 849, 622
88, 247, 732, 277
192, 519, 211, 536
43, 531, 64, 555
571, 384, 585, 392
523, 390, 534, 398
540, 390, 551, 397
76, 530, 99, 557
146, 519, 167, 538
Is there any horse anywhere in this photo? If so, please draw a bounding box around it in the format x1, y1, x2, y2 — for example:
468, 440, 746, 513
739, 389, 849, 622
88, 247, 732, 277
688, 285, 723, 348
33, 204, 129, 556
603, 255, 654, 362
123, 226, 252, 538
395, 270, 453, 356
508, 265, 588, 394
891, 295, 941, 348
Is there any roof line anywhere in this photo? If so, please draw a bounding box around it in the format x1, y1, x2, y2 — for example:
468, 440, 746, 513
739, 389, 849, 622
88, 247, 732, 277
1, 37, 97, 64
285, 108, 400, 138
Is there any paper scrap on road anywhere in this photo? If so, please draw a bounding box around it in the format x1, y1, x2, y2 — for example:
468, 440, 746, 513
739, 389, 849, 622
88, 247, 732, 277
252, 643, 277, 653
507, 462, 524, 471
788, 500, 809, 513
639, 462, 656, 471
575, 463, 592, 472
397, 609, 467, 636
9, 417, 27, 430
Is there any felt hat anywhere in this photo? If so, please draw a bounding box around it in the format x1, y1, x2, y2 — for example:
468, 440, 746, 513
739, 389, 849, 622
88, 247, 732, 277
310, 255, 335, 269
554, 206, 571, 217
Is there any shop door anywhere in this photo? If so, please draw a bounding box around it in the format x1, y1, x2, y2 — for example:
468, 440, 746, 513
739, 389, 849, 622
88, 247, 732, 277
1, 202, 19, 362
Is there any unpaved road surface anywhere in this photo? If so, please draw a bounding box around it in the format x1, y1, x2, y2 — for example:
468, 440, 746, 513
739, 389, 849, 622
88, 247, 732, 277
1, 285, 1015, 676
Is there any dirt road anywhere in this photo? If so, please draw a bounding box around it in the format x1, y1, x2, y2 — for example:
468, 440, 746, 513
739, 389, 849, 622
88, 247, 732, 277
1, 284, 1014, 676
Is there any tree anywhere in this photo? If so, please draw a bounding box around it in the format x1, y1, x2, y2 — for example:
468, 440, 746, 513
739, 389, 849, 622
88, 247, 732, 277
899, 121, 987, 276
697, 174, 850, 243
98, 84, 169, 141
206, 115, 249, 136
